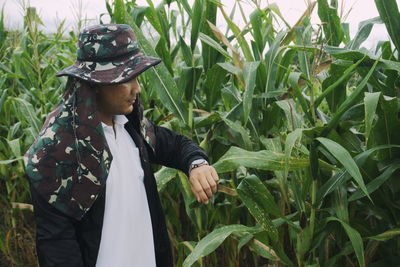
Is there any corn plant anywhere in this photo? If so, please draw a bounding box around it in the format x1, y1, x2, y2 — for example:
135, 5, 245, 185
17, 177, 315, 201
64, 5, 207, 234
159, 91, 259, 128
0, 6, 78, 266
107, 0, 400, 266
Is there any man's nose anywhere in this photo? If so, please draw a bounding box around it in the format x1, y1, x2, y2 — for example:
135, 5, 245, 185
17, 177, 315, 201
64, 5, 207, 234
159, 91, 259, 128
130, 78, 141, 94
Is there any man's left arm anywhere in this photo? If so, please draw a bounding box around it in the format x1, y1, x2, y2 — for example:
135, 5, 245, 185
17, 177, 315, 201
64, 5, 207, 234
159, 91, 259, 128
147, 123, 219, 204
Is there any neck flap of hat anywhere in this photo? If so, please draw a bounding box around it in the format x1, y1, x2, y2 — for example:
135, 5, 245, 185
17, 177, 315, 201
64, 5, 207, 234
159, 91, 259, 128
25, 78, 115, 219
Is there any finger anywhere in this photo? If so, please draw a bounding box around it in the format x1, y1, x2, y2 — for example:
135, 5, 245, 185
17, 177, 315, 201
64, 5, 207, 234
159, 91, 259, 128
191, 185, 207, 203
191, 179, 209, 203
210, 167, 219, 182
198, 175, 213, 199
206, 173, 218, 194
191, 185, 204, 202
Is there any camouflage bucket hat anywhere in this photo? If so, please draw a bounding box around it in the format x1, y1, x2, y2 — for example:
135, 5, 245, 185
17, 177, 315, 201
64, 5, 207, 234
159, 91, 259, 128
56, 23, 161, 85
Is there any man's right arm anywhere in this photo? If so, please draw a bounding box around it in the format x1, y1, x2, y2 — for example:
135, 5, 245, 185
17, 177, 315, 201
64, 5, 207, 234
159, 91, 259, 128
29, 182, 84, 267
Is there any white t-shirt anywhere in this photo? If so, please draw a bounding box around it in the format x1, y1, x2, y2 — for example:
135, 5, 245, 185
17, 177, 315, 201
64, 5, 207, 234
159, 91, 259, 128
96, 115, 156, 267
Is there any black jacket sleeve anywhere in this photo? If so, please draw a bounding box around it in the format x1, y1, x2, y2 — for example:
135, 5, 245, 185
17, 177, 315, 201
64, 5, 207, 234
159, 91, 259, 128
147, 122, 209, 176
29, 181, 84, 267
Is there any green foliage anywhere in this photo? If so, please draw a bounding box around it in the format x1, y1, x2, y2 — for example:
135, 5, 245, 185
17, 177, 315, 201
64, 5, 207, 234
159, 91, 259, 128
1, 0, 400, 266
317, 0, 344, 46
0, 6, 76, 266
374, 0, 400, 59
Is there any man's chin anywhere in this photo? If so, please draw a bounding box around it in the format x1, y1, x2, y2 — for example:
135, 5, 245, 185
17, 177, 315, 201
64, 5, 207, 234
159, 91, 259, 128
117, 108, 134, 115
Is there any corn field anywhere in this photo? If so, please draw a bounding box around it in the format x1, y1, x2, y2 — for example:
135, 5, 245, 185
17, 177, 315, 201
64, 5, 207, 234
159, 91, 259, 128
1, 0, 400, 266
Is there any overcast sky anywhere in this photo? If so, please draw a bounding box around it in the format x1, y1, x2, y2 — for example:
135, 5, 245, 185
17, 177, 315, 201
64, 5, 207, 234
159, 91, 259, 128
1, 0, 397, 48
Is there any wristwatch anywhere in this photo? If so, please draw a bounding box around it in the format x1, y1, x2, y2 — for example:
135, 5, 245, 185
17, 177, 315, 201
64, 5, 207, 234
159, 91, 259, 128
189, 159, 209, 173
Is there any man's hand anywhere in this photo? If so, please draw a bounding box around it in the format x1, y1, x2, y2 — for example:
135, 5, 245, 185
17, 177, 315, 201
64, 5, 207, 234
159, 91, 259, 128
189, 165, 219, 204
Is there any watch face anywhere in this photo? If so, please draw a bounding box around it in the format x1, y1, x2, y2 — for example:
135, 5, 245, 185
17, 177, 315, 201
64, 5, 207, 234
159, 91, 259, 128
192, 159, 207, 165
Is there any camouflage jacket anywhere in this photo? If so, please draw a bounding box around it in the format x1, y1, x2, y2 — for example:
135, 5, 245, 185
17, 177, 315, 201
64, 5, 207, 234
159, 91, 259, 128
25, 77, 207, 220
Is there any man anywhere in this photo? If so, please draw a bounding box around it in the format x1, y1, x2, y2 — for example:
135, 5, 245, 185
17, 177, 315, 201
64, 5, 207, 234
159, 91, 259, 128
25, 24, 219, 267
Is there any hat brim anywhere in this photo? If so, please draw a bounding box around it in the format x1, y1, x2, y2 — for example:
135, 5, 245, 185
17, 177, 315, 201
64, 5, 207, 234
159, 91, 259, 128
56, 53, 162, 85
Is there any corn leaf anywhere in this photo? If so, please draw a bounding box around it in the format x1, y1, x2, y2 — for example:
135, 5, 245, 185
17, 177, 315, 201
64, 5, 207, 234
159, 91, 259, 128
180, 66, 203, 102
201, 1, 218, 72
198, 33, 231, 59
128, 22, 188, 124
155, 167, 178, 192
264, 31, 285, 93
144, 0, 163, 36
317, 0, 343, 46
249, 8, 264, 54
238, 175, 282, 218
318, 144, 400, 200
317, 137, 370, 201
369, 228, 400, 241
113, 0, 125, 24
237, 175, 294, 267
179, 36, 193, 66
314, 56, 364, 109
7, 138, 21, 158
220, 117, 252, 150
219, 5, 253, 61
0, 157, 23, 165
177, 171, 197, 227
374, 0, 400, 58
213, 146, 309, 173
203, 64, 227, 110
349, 160, 400, 201
288, 72, 313, 124
284, 129, 303, 179
321, 59, 378, 137
326, 217, 365, 267
369, 95, 400, 159
190, 0, 204, 51
11, 97, 40, 137
364, 92, 380, 145
182, 224, 260, 267
242, 61, 260, 125
275, 99, 303, 131
320, 62, 349, 113
346, 17, 382, 50
248, 238, 279, 261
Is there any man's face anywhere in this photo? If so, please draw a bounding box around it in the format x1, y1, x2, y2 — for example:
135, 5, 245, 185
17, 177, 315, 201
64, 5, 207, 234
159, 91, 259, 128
95, 77, 141, 116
